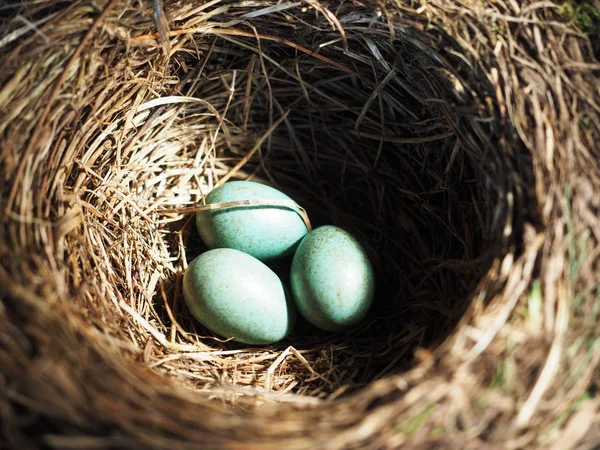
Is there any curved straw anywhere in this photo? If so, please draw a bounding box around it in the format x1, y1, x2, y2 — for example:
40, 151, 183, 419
195, 199, 313, 232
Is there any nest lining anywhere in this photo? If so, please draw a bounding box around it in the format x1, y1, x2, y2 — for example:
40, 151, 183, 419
1, 0, 600, 449
70, 4, 503, 398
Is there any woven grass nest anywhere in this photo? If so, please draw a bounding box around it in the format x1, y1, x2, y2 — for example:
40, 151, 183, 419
1, 0, 600, 448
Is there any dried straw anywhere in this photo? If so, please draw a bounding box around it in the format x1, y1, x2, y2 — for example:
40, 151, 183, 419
1, 0, 599, 449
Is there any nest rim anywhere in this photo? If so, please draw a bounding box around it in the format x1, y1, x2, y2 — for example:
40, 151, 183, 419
1, 0, 600, 449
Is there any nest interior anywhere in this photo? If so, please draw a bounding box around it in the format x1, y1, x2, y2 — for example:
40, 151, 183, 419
1, 1, 599, 449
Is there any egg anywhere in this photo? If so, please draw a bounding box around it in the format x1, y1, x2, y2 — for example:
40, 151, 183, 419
290, 226, 375, 331
183, 248, 297, 345
196, 181, 309, 262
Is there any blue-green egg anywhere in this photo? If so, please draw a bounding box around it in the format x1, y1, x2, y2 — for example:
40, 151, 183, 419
290, 226, 375, 331
183, 248, 297, 345
196, 181, 308, 262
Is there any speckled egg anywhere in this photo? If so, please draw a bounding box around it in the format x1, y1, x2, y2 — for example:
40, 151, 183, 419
183, 248, 297, 345
196, 181, 308, 262
290, 226, 375, 331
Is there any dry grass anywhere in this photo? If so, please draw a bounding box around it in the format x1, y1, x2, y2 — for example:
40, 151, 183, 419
0, 0, 599, 449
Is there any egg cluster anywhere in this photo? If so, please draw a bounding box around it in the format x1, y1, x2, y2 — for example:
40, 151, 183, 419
183, 181, 375, 345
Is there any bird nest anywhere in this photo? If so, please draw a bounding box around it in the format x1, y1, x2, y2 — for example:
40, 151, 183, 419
1, 0, 599, 448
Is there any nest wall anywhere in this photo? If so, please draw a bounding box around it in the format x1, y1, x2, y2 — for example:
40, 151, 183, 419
1, 0, 599, 449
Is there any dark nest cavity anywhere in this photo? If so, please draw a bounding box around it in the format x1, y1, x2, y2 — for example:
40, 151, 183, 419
122, 4, 506, 398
